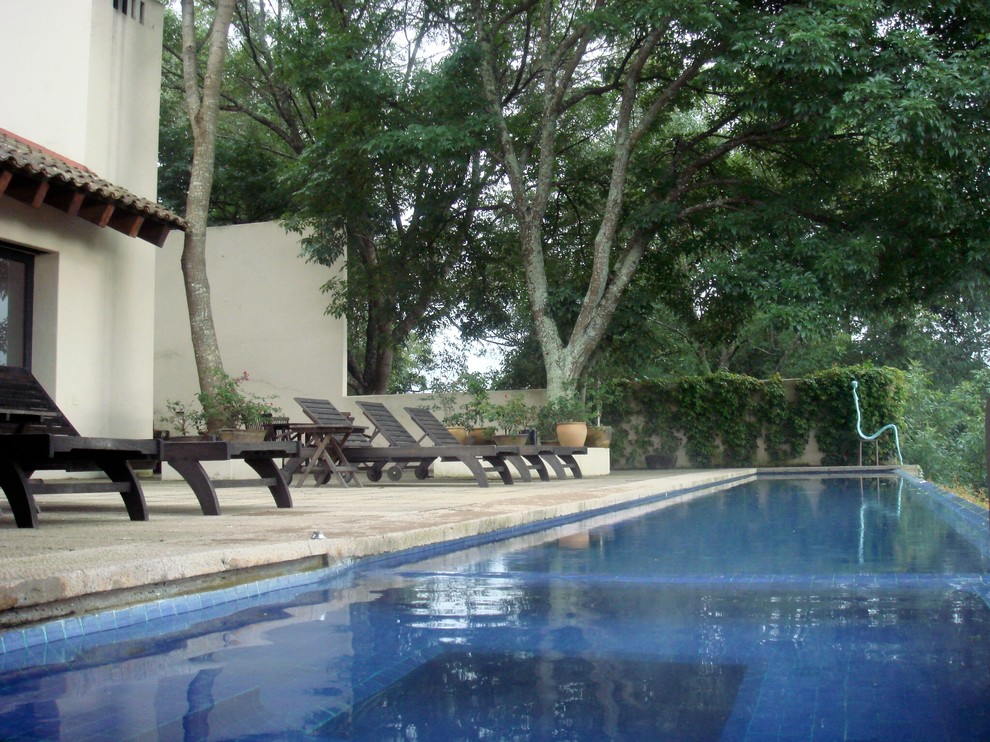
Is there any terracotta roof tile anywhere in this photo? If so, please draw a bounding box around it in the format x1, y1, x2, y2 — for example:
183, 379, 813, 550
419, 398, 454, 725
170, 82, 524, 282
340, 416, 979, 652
0, 128, 186, 244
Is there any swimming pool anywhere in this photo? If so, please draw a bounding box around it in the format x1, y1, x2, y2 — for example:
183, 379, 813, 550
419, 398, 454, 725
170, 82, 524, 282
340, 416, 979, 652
1, 475, 989, 740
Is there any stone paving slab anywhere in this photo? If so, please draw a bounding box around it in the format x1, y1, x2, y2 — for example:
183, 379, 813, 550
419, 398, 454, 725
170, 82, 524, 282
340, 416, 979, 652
0, 469, 754, 627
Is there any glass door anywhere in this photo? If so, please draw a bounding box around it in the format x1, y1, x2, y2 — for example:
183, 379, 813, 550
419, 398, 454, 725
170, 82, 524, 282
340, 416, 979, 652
0, 245, 34, 368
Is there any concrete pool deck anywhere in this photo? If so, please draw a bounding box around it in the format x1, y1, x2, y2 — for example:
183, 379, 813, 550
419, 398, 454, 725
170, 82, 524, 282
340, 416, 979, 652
0, 466, 905, 629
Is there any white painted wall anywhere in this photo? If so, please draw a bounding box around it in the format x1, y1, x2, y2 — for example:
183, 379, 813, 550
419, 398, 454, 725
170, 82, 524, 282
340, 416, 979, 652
154, 222, 349, 432
0, 201, 157, 437
0, 0, 165, 196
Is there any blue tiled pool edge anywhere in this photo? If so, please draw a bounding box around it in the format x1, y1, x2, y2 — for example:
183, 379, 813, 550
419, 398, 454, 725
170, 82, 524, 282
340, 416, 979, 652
0, 473, 752, 658
3, 469, 985, 662
0, 560, 351, 657
901, 471, 990, 559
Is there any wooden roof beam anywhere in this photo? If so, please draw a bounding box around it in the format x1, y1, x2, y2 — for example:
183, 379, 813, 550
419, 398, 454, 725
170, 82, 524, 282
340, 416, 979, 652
78, 199, 115, 228
108, 210, 145, 238
138, 220, 172, 247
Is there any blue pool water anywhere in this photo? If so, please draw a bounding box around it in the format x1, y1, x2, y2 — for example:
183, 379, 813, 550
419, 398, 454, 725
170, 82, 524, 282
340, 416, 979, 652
2, 475, 990, 740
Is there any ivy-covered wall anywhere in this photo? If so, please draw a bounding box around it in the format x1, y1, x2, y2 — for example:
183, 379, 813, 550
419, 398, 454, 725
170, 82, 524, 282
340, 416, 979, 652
605, 366, 905, 469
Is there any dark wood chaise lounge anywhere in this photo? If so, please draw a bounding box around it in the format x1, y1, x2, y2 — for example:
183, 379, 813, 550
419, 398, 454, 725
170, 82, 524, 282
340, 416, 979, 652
355, 401, 518, 487
282, 397, 457, 485
0, 367, 299, 527
161, 438, 300, 516
283, 397, 515, 487
404, 406, 585, 479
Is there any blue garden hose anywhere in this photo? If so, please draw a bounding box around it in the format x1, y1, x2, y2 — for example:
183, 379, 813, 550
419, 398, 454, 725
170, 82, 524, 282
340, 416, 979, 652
852, 380, 903, 465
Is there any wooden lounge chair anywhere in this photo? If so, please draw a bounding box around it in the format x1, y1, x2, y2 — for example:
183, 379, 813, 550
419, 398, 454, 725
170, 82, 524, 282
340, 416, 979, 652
282, 397, 515, 487
285, 397, 491, 486
0, 367, 299, 527
277, 397, 427, 485
404, 406, 585, 479
273, 397, 372, 487
355, 400, 518, 487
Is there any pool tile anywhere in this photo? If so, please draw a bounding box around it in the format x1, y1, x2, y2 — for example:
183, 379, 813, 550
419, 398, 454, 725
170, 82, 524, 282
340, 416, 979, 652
20, 625, 46, 648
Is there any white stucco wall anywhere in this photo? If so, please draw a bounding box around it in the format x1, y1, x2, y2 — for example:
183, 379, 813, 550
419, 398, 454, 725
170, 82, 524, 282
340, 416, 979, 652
0, 200, 158, 438
154, 222, 348, 431
0, 0, 165, 196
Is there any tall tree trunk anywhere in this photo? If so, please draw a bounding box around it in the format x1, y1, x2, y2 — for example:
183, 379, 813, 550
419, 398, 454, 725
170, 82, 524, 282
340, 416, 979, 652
180, 0, 237, 430
474, 2, 677, 399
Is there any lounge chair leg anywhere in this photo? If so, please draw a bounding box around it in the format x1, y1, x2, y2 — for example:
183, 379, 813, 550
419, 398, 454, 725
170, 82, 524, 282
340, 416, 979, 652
94, 456, 149, 521
482, 455, 514, 485
539, 454, 567, 479
0, 458, 39, 528
458, 456, 492, 487
559, 454, 583, 479
243, 457, 293, 508
168, 459, 222, 515
524, 454, 551, 481
280, 457, 307, 484
506, 455, 534, 482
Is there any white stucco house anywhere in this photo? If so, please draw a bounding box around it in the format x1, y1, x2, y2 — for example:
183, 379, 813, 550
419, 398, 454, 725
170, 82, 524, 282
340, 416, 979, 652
0, 0, 181, 438
0, 0, 348, 439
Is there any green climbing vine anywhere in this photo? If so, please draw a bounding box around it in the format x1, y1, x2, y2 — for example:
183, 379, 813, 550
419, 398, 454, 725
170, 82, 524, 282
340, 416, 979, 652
795, 366, 905, 466
605, 365, 905, 468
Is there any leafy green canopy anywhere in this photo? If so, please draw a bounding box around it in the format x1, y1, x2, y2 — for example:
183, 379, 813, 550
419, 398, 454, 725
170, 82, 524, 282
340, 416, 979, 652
159, 1, 990, 397
468, 0, 990, 394
159, 0, 508, 394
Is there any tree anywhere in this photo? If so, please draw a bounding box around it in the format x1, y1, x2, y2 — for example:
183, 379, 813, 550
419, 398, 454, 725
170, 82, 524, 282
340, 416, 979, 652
283, 35, 495, 393
468, 0, 990, 398
178, 0, 238, 430
160, 0, 505, 394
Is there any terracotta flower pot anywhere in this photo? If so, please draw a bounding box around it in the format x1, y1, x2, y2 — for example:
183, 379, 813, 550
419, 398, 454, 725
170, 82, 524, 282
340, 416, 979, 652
586, 425, 612, 448
555, 421, 588, 447
467, 427, 496, 445
493, 434, 528, 446
219, 428, 266, 443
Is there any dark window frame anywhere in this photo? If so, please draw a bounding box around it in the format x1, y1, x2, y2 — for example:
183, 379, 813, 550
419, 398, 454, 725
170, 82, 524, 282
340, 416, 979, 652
113, 0, 144, 23
0, 244, 35, 369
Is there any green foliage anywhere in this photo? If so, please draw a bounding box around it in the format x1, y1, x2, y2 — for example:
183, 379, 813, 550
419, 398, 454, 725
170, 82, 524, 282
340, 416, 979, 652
458, 376, 494, 430
492, 395, 535, 435
427, 372, 497, 428
901, 364, 989, 500
159, 0, 990, 405
196, 369, 283, 430
475, 0, 990, 393
795, 366, 906, 466
608, 366, 905, 468
158, 399, 205, 436
536, 394, 590, 442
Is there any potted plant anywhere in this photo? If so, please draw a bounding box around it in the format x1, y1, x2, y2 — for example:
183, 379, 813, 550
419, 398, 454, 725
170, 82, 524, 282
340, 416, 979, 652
585, 376, 622, 448
538, 394, 589, 447
461, 376, 495, 444
198, 368, 283, 441
158, 399, 205, 440
492, 395, 534, 445
441, 409, 472, 443
429, 391, 470, 443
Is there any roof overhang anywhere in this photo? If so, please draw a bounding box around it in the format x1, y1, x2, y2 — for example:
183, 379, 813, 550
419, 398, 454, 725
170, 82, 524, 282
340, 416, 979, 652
0, 128, 186, 247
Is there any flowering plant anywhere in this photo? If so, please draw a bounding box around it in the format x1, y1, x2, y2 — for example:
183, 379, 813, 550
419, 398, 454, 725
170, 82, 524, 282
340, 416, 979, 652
198, 369, 282, 430
159, 399, 206, 436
